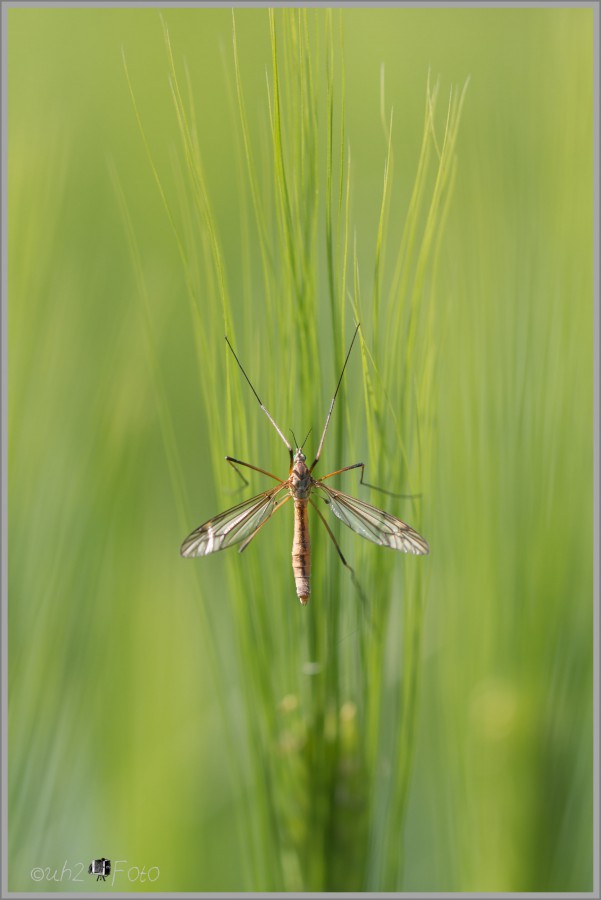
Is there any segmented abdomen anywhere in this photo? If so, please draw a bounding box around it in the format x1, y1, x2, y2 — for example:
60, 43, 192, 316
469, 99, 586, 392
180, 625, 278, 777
291, 500, 311, 605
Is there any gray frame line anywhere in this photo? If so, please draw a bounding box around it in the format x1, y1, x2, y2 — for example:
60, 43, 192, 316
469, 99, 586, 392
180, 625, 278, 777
0, 2, 598, 899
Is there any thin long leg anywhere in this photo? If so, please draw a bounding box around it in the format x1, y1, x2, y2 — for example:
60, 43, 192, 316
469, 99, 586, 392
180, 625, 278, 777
238, 495, 291, 552
225, 336, 293, 465
226, 456, 283, 487
317, 462, 421, 499
309, 498, 351, 569
309, 323, 360, 472
309, 498, 369, 608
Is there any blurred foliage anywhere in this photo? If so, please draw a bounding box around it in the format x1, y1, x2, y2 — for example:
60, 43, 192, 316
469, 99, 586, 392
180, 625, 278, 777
7, 6, 594, 893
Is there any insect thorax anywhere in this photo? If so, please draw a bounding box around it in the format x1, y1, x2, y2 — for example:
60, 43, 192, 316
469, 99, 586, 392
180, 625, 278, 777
290, 451, 313, 500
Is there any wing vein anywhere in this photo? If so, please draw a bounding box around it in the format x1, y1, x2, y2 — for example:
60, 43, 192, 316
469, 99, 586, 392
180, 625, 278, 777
313, 482, 429, 555
181, 482, 288, 557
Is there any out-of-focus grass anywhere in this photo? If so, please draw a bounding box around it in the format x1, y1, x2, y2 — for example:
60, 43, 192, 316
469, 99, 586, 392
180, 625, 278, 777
125, 12, 459, 889
7, 6, 594, 893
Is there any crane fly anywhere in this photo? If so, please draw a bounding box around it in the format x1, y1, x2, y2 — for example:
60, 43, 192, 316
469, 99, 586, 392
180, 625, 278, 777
181, 324, 429, 604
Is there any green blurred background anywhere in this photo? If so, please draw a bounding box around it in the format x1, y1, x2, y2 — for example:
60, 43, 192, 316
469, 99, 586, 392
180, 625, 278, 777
8, 6, 594, 893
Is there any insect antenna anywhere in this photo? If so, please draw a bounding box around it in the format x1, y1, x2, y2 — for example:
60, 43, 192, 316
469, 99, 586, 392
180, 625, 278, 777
225, 336, 293, 465
300, 428, 312, 450
309, 323, 360, 472
290, 428, 312, 451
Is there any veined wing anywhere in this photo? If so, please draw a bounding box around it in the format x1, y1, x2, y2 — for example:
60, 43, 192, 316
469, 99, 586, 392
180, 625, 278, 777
313, 482, 429, 555
181, 483, 288, 557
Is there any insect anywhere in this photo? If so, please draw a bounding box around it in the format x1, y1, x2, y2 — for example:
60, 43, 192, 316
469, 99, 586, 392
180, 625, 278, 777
181, 324, 429, 604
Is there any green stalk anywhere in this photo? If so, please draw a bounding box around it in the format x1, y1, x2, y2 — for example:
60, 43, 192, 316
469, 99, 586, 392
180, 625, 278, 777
128, 11, 465, 890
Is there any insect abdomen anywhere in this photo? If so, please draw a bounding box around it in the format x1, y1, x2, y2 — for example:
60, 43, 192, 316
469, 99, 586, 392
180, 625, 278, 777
292, 500, 311, 604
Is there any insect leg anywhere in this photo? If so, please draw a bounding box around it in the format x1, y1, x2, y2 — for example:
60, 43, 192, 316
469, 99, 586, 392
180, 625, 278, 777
238, 495, 292, 552
225, 337, 293, 466
309, 498, 351, 568
309, 498, 370, 608
226, 456, 283, 490
317, 461, 364, 483
309, 323, 360, 472
318, 462, 421, 499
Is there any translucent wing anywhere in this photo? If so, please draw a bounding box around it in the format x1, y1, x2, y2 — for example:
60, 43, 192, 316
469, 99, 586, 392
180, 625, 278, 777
313, 482, 429, 555
181, 484, 288, 557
